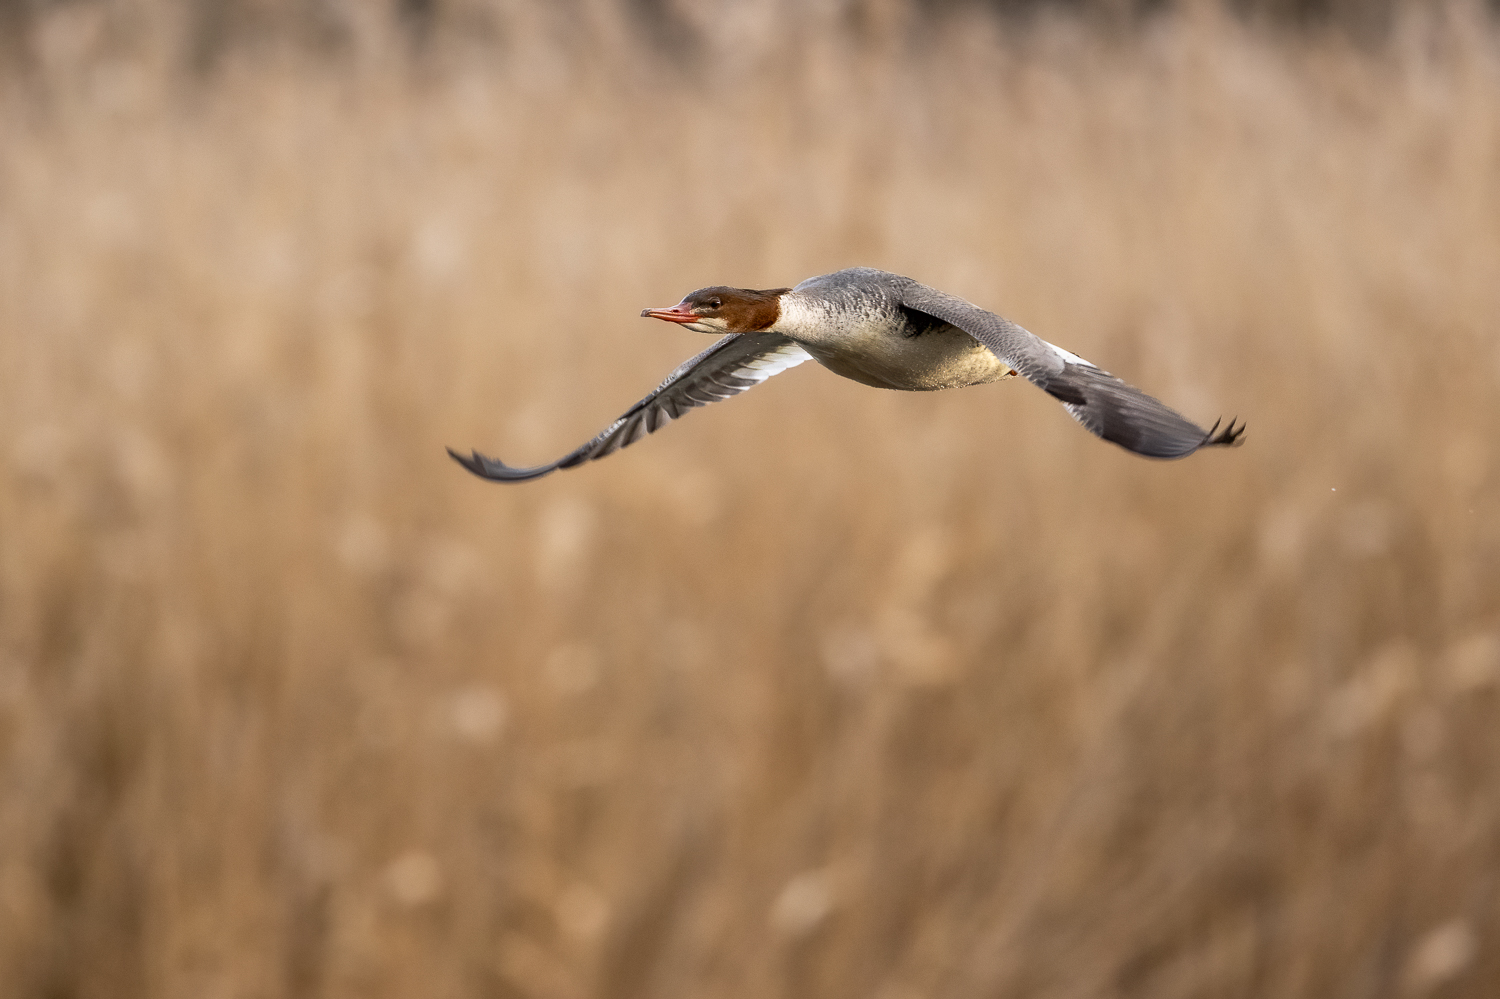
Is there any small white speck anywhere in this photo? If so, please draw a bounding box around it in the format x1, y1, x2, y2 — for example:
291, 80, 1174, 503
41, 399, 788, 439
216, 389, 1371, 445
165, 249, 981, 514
1331, 487, 1337, 492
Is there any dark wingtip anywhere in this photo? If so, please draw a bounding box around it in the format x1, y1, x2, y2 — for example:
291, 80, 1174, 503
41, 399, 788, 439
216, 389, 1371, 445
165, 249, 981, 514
1202, 417, 1246, 449
447, 446, 485, 476
447, 446, 562, 483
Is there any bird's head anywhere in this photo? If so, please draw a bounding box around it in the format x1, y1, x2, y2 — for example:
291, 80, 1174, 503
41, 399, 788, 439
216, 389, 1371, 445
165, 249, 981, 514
641, 286, 790, 334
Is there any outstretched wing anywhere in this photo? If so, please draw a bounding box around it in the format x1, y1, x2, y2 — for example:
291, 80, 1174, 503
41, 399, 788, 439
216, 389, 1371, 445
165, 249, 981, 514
450, 332, 812, 482
898, 282, 1243, 458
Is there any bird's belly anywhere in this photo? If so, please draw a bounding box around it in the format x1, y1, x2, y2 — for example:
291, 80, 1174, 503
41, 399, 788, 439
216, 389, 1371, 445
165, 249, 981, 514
803, 326, 1014, 391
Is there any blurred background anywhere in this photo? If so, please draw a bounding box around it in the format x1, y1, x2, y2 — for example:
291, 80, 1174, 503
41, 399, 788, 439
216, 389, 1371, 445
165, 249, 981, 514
2, 0, 1498, 996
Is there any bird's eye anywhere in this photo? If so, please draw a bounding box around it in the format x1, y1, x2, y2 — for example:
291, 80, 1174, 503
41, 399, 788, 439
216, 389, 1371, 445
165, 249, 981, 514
709, 299, 722, 309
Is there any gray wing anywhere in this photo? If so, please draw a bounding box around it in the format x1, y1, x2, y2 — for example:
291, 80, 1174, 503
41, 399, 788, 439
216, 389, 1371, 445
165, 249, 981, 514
898, 281, 1243, 459
450, 332, 812, 482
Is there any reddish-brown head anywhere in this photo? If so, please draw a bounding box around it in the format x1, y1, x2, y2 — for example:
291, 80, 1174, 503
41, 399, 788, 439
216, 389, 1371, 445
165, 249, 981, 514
641, 286, 790, 334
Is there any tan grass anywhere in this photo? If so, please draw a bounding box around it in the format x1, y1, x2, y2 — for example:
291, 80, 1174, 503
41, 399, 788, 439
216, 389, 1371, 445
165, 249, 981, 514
2, 3, 1499, 997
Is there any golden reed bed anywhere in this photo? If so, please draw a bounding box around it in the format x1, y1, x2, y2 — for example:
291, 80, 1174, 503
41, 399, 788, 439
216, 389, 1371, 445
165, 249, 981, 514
1, 3, 1497, 996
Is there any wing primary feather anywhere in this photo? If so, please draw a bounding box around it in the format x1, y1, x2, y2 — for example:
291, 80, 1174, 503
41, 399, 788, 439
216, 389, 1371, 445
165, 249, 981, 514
446, 447, 566, 482
449, 332, 813, 483
898, 279, 1243, 460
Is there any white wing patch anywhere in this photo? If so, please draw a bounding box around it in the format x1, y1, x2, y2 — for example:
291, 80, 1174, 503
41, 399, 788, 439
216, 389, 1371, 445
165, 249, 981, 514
1046, 341, 1093, 367
740, 342, 814, 378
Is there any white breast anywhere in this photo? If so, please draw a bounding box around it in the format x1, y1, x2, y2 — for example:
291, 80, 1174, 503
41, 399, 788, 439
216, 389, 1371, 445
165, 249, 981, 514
774, 294, 889, 349
774, 292, 1011, 391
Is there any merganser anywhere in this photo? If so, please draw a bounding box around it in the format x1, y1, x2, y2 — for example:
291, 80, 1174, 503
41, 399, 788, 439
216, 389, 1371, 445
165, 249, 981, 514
449, 267, 1243, 481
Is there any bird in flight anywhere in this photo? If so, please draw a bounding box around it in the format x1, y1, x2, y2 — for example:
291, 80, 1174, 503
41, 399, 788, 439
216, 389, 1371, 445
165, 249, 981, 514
449, 267, 1242, 482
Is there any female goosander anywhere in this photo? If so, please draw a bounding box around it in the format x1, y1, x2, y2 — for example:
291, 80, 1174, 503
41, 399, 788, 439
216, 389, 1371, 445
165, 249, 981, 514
450, 268, 1242, 481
